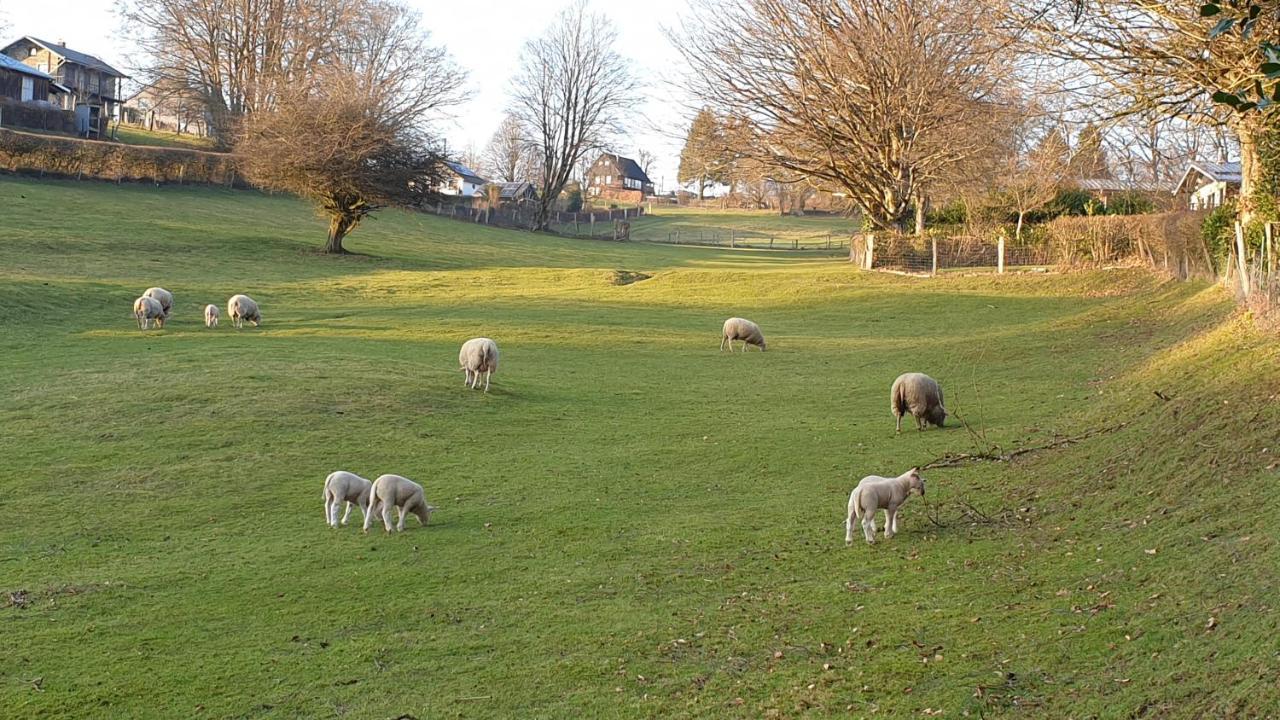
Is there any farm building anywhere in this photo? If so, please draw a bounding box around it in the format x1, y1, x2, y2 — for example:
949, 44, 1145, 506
586, 153, 654, 204
487, 181, 538, 205
121, 82, 209, 137
437, 161, 490, 198
1172, 161, 1241, 211
1, 37, 127, 138
1074, 177, 1165, 210
0, 53, 63, 104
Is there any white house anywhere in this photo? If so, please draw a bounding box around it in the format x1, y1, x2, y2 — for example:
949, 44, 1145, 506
437, 161, 489, 198
1173, 161, 1241, 211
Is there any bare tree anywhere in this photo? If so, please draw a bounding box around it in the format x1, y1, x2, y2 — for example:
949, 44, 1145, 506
636, 149, 657, 177
483, 113, 533, 182
510, 0, 632, 230
236, 4, 465, 253
673, 0, 1013, 230
1020, 0, 1279, 222
1000, 123, 1070, 239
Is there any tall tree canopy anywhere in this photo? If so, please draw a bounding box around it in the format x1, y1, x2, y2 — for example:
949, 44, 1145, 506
677, 109, 729, 198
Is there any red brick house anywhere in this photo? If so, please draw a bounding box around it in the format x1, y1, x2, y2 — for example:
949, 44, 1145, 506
586, 153, 653, 204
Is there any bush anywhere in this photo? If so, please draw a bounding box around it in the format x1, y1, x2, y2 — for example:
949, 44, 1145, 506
0, 128, 241, 185
0, 98, 75, 134
1044, 211, 1209, 275
1200, 203, 1236, 274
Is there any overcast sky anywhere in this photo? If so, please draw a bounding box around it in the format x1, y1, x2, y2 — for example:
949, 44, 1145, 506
1, 0, 696, 191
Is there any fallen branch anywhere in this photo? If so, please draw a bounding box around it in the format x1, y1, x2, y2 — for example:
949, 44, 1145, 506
922, 423, 1128, 470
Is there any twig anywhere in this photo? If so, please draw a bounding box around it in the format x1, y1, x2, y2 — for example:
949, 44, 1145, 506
455, 696, 491, 702
922, 423, 1127, 470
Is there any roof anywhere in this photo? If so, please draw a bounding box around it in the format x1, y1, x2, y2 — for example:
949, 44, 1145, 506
1173, 161, 1241, 195
445, 161, 488, 186
1076, 177, 1165, 193
594, 153, 652, 185
490, 181, 536, 200
0, 52, 55, 81
4, 37, 128, 77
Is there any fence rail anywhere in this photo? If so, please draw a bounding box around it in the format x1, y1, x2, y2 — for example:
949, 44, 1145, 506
421, 200, 646, 240
652, 228, 851, 251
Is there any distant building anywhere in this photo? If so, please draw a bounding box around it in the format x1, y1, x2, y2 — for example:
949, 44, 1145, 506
486, 181, 538, 205
438, 161, 489, 197
1172, 161, 1241, 211
2, 37, 128, 138
1074, 177, 1165, 210
122, 82, 209, 137
586, 153, 653, 204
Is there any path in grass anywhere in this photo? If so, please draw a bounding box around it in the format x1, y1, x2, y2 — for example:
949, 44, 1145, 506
2, 177, 1275, 718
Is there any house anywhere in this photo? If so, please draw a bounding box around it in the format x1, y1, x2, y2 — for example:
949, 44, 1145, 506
0, 52, 63, 104
1074, 177, 1165, 210
437, 161, 489, 197
1172, 161, 1241, 211
487, 181, 538, 205
2, 37, 128, 138
122, 82, 209, 137
586, 153, 654, 204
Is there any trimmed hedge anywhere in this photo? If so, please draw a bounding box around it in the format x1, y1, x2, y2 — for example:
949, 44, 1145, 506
0, 127, 241, 185
0, 98, 76, 134
1041, 211, 1211, 277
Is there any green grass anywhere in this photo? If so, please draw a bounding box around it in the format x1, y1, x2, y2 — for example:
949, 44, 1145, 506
629, 206, 858, 250
111, 125, 218, 150
2, 177, 1277, 718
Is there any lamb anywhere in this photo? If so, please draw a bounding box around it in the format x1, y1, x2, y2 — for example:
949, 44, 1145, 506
721, 317, 766, 352
143, 287, 173, 317
459, 337, 499, 392
227, 294, 261, 329
322, 471, 374, 528
363, 474, 436, 533
204, 304, 220, 328
845, 467, 926, 545
891, 372, 947, 433
132, 295, 166, 330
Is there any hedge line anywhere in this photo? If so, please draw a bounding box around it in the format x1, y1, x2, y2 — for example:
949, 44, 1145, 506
0, 128, 242, 185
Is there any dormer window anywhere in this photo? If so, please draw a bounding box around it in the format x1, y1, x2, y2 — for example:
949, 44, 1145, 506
29, 47, 37, 57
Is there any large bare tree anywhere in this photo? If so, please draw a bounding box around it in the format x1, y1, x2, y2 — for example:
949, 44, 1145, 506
1021, 0, 1279, 222
509, 0, 632, 230
673, 0, 1013, 230
483, 113, 534, 182
236, 3, 465, 253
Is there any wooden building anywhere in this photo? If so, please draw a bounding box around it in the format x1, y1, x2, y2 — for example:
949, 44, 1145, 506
1172, 161, 1241, 211
2, 37, 127, 138
586, 153, 654, 204
0, 52, 58, 103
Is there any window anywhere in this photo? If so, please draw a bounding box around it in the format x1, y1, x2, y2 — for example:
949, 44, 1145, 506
29, 48, 37, 57
20, 77, 34, 102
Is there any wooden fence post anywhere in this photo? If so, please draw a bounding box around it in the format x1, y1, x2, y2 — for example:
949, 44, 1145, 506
1234, 221, 1250, 296
997, 236, 1005, 274
931, 237, 938, 276
1265, 222, 1274, 275
590, 215, 595, 237
730, 229, 735, 248
864, 233, 875, 270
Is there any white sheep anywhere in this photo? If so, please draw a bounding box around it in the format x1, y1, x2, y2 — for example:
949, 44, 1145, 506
227, 294, 261, 329
204, 304, 220, 328
364, 474, 436, 533
143, 287, 173, 318
323, 471, 375, 528
132, 295, 166, 330
459, 337, 499, 392
891, 372, 947, 433
721, 317, 767, 352
846, 467, 926, 545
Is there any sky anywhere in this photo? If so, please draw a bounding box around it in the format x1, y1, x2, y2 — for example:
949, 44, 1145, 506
0, 0, 697, 192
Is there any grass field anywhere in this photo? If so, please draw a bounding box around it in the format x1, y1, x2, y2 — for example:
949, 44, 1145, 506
2, 177, 1277, 718
629, 206, 858, 250
111, 125, 218, 151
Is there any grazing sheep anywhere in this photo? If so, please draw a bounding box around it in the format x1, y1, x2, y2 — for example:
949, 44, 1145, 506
891, 372, 946, 433
459, 337, 499, 392
323, 471, 374, 528
143, 287, 173, 317
364, 474, 435, 533
846, 467, 926, 545
204, 304, 220, 328
720, 317, 766, 352
227, 294, 261, 329
132, 295, 165, 330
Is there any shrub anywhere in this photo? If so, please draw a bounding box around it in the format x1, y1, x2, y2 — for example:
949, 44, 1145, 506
1201, 203, 1236, 274
0, 128, 241, 185
0, 98, 75, 134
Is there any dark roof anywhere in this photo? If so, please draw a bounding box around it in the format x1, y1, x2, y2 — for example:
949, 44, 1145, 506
445, 161, 488, 186
595, 153, 652, 185
7, 37, 128, 77
1173, 161, 1241, 195
0, 52, 55, 81
1076, 177, 1165, 193
490, 181, 536, 200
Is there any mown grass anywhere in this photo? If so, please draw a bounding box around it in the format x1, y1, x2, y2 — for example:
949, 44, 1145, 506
1, 177, 1275, 718
111, 125, 218, 150
629, 206, 858, 249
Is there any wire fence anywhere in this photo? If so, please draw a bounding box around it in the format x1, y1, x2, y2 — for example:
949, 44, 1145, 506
651, 228, 851, 251
420, 200, 646, 240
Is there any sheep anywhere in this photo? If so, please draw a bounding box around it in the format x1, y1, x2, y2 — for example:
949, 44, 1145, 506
143, 287, 173, 318
363, 474, 435, 533
322, 471, 374, 528
459, 337, 499, 392
720, 317, 767, 352
132, 295, 166, 330
845, 467, 926, 545
227, 294, 261, 329
204, 304, 220, 328
891, 372, 947, 433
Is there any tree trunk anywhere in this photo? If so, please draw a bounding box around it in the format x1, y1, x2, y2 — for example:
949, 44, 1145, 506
914, 195, 926, 236
698, 178, 706, 200
1015, 211, 1025, 241
326, 215, 353, 254
1236, 122, 1263, 226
